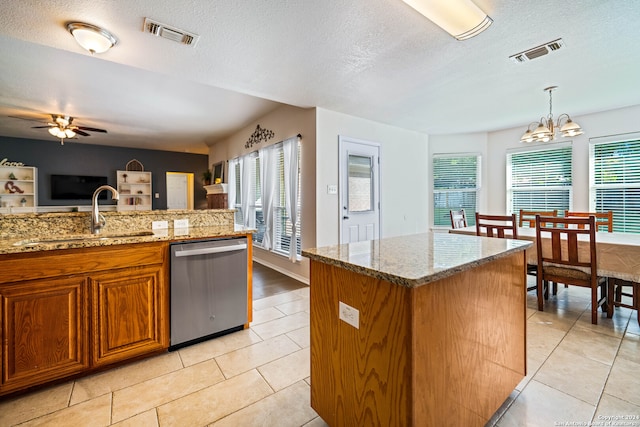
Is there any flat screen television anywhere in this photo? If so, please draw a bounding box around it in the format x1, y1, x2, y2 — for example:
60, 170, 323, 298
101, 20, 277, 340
51, 174, 109, 200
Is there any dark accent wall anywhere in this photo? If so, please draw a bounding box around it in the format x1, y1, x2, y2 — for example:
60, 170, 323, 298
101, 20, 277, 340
0, 136, 209, 209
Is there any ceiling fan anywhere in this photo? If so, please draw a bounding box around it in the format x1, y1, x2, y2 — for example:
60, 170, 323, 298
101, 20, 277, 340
31, 114, 107, 145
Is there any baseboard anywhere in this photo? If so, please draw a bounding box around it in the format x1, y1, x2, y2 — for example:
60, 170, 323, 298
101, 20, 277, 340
252, 258, 310, 285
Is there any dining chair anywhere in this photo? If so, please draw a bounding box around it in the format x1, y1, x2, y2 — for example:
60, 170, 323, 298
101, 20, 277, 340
535, 215, 608, 325
476, 213, 546, 297
607, 279, 640, 326
564, 210, 613, 232
475, 213, 518, 238
449, 209, 468, 229
519, 209, 558, 228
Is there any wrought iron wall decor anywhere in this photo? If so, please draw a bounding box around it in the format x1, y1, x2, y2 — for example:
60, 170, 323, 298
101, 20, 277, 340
245, 124, 275, 149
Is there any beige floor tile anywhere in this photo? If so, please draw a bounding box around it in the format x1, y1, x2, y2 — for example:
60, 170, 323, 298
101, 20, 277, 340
557, 326, 622, 365
215, 334, 301, 378
526, 320, 567, 357
604, 357, 640, 407
618, 332, 640, 364
157, 370, 273, 427
253, 292, 304, 311
212, 380, 317, 427
70, 351, 183, 405
496, 380, 595, 427
575, 308, 630, 338
250, 311, 310, 340
0, 383, 72, 426
276, 298, 310, 315
528, 309, 579, 333
304, 377, 311, 386
516, 347, 548, 391
594, 393, 640, 423
534, 347, 610, 405
110, 409, 159, 427
286, 325, 310, 348
250, 306, 286, 326
303, 417, 330, 426
18, 393, 111, 427
178, 329, 263, 367
292, 287, 310, 298
111, 359, 225, 423
259, 348, 310, 391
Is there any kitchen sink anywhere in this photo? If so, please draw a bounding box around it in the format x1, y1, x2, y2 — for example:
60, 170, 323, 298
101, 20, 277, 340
12, 231, 155, 247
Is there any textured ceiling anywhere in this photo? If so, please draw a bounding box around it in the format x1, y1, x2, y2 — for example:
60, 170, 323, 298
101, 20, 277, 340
1, 0, 639, 154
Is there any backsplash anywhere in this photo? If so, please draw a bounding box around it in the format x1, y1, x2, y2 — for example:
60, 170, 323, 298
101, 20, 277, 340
0, 209, 235, 238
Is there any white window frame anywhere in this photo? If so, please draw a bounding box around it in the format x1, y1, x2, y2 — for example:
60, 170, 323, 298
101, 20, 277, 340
506, 143, 573, 215
231, 139, 302, 258
432, 153, 481, 227
589, 135, 640, 233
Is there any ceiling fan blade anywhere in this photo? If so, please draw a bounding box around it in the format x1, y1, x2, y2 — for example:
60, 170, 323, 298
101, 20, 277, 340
31, 125, 54, 128
74, 129, 90, 137
76, 126, 107, 133
9, 115, 47, 123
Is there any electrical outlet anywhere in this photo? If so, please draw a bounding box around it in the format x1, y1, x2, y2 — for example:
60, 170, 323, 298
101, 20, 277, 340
152, 220, 168, 230
174, 219, 189, 229
339, 301, 359, 329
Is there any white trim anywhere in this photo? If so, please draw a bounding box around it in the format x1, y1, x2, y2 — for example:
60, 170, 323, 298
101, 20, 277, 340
506, 140, 572, 154
589, 131, 640, 145
252, 257, 310, 285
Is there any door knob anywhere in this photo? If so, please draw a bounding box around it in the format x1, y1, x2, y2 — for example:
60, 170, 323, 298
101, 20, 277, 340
343, 216, 349, 220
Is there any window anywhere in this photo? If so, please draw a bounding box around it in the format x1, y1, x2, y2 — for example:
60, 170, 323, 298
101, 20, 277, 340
590, 138, 640, 233
433, 154, 480, 226
231, 137, 302, 258
507, 145, 572, 215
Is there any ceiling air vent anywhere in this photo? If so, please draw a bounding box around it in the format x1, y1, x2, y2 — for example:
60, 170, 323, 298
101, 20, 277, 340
509, 38, 565, 64
143, 18, 199, 47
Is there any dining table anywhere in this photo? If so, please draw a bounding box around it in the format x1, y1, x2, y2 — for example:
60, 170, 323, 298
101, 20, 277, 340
449, 226, 640, 283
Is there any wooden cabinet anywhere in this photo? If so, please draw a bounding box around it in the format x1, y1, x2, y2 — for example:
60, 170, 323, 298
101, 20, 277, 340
117, 170, 152, 211
90, 265, 166, 366
0, 165, 37, 214
0, 276, 89, 394
207, 193, 228, 209
0, 242, 168, 396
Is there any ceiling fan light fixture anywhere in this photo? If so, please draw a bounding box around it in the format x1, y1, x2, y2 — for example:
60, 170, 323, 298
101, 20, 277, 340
48, 127, 59, 137
64, 129, 76, 138
67, 22, 117, 54
402, 0, 492, 40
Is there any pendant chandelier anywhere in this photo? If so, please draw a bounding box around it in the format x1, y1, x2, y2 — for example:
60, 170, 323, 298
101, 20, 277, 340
520, 86, 583, 143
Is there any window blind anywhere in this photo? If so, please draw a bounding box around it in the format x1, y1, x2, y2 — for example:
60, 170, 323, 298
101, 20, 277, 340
274, 142, 302, 256
591, 139, 640, 233
433, 154, 479, 226
507, 146, 572, 214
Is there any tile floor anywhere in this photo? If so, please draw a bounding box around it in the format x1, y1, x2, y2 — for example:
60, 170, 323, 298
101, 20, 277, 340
1, 274, 639, 426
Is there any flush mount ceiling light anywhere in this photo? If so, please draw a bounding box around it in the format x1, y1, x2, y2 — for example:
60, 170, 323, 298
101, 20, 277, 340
520, 86, 584, 143
67, 22, 117, 54
402, 0, 493, 40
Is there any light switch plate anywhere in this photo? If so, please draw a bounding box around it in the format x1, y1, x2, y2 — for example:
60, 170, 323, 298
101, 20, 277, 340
327, 184, 338, 195
174, 219, 189, 229
152, 220, 168, 230
339, 301, 359, 329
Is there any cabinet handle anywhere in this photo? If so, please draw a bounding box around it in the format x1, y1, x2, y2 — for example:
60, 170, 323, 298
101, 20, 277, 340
174, 243, 247, 257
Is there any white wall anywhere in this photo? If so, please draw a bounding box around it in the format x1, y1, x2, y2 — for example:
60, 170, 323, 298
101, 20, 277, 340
209, 104, 316, 283
315, 108, 429, 247
428, 133, 489, 225
486, 104, 640, 214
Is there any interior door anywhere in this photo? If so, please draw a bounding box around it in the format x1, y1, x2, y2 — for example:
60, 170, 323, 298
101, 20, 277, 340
339, 136, 381, 244
166, 172, 194, 210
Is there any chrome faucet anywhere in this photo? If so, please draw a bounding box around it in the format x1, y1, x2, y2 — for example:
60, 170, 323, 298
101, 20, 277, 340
91, 185, 119, 234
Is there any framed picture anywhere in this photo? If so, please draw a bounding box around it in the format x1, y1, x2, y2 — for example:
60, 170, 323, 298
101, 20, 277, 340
212, 161, 224, 184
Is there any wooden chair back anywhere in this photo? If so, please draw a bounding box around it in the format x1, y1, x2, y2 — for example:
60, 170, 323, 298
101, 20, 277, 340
564, 210, 613, 232
535, 214, 607, 324
475, 213, 518, 239
519, 209, 558, 228
449, 209, 468, 229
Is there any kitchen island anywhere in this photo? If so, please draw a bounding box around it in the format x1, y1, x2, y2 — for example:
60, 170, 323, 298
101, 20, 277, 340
302, 232, 531, 427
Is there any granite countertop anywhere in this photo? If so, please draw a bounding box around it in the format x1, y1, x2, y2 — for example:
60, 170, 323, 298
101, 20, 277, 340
302, 232, 532, 288
0, 225, 254, 255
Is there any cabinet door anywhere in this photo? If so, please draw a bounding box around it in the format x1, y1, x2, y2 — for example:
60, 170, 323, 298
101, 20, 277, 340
0, 276, 89, 393
90, 265, 168, 366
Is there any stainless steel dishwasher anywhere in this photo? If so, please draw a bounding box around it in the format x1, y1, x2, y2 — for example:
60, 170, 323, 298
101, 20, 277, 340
169, 237, 248, 350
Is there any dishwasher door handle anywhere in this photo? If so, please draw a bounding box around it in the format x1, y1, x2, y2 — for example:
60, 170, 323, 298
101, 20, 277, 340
174, 243, 247, 257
